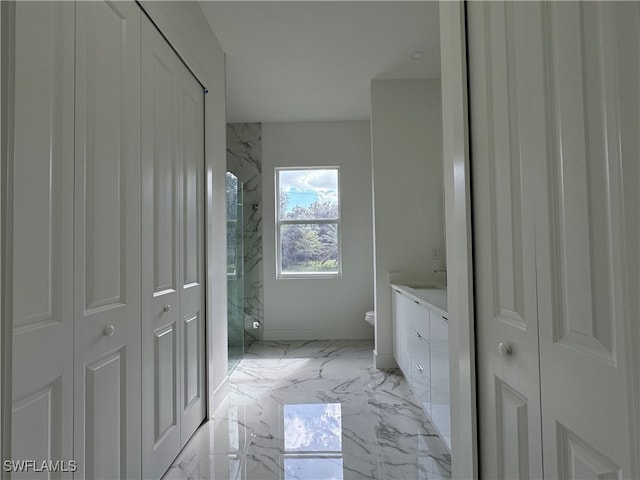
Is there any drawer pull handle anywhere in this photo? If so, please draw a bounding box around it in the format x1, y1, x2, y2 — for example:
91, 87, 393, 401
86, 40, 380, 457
415, 332, 422, 338
416, 364, 424, 372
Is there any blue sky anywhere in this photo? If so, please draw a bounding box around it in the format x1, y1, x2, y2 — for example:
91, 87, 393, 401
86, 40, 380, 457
279, 169, 338, 211
286, 190, 321, 209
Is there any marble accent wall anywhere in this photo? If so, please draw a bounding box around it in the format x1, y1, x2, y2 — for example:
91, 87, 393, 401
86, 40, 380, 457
227, 123, 263, 344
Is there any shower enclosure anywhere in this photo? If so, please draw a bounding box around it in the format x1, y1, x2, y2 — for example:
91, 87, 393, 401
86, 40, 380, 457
226, 172, 244, 372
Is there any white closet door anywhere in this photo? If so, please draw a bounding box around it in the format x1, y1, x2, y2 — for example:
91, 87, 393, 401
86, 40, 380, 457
534, 3, 638, 477
7, 3, 75, 478
141, 18, 182, 478
74, 2, 142, 479
470, 2, 639, 478
469, 2, 543, 478
177, 56, 206, 447
141, 16, 205, 479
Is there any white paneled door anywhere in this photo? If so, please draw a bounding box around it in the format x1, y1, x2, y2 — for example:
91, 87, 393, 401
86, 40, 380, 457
469, 3, 543, 478
534, 3, 638, 477
74, 2, 142, 479
141, 15, 206, 480
4, 3, 206, 479
177, 59, 206, 448
470, 2, 639, 478
8, 3, 75, 478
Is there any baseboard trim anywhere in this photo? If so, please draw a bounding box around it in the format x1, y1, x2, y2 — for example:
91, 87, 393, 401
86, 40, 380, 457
209, 375, 229, 418
262, 328, 374, 341
373, 350, 397, 369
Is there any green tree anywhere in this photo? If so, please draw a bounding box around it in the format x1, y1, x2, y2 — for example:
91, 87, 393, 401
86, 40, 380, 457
280, 197, 339, 272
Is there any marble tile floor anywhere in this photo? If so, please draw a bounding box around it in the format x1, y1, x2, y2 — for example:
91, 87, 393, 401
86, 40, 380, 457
163, 340, 451, 480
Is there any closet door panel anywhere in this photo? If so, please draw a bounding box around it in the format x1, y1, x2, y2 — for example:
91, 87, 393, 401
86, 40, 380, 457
7, 2, 75, 477
469, 2, 543, 478
141, 17, 182, 479
142, 16, 206, 477
84, 349, 127, 480
178, 70, 206, 446
74, 2, 141, 478
150, 54, 179, 296
471, 1, 639, 477
535, 2, 638, 477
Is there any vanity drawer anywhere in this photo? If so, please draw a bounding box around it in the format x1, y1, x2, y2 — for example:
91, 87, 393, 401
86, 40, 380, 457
408, 299, 430, 339
411, 362, 431, 415
409, 327, 430, 369
409, 325, 430, 409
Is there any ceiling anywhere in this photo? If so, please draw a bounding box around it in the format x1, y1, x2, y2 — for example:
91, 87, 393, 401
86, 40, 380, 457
199, 1, 440, 123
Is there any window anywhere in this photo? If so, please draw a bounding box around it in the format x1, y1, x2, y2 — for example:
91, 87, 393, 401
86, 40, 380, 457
276, 167, 341, 278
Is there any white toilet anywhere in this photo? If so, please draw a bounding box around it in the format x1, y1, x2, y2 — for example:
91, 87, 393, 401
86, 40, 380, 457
365, 310, 375, 327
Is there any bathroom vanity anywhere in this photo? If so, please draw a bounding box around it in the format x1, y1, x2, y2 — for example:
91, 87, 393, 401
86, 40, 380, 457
390, 284, 450, 450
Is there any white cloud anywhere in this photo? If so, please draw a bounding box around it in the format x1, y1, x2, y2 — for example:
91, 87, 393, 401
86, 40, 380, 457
280, 169, 337, 194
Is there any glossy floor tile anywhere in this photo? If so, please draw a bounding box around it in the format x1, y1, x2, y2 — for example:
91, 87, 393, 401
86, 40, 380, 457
163, 340, 451, 480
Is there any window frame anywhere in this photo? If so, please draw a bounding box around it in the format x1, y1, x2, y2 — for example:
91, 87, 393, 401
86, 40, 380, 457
275, 166, 342, 279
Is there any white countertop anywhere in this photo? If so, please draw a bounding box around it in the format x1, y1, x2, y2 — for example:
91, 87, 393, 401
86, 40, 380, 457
390, 283, 448, 318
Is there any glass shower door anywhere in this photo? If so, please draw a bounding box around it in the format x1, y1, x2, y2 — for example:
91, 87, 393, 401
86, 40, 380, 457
226, 172, 244, 372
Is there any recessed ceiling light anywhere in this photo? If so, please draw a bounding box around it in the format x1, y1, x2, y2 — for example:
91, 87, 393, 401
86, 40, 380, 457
410, 51, 424, 60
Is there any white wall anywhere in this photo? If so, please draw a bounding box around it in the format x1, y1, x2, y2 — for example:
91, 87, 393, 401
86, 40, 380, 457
370, 79, 444, 368
262, 121, 374, 340
440, 3, 478, 477
138, 1, 229, 413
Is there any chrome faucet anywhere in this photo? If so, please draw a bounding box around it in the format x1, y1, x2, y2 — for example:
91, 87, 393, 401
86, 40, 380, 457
433, 267, 447, 286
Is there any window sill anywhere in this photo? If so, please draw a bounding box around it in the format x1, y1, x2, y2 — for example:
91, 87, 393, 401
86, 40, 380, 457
276, 272, 342, 280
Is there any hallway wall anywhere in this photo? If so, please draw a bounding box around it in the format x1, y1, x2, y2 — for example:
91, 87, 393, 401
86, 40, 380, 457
370, 79, 444, 368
